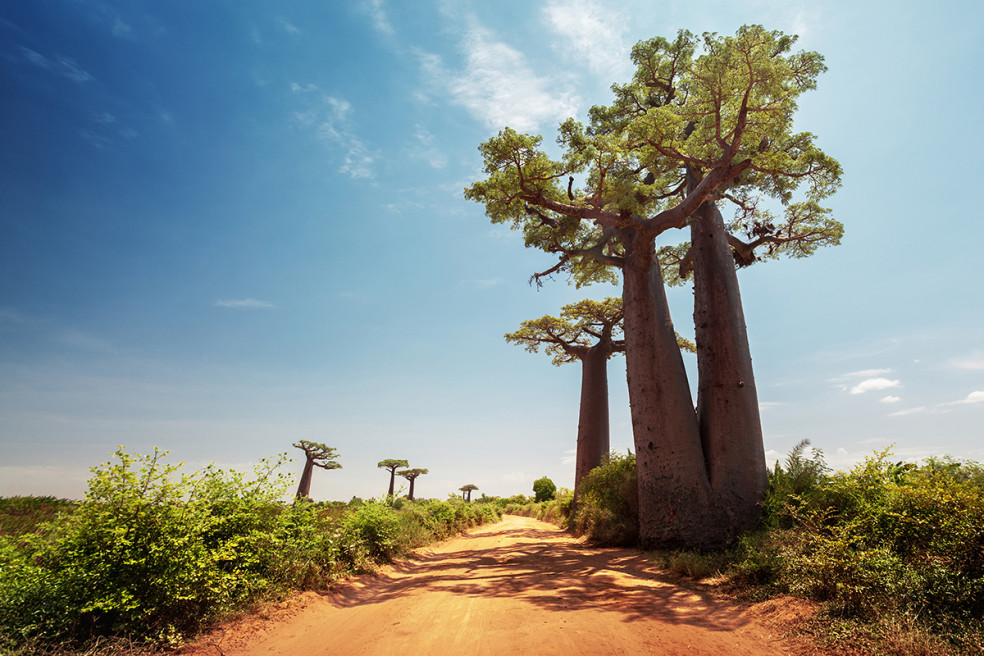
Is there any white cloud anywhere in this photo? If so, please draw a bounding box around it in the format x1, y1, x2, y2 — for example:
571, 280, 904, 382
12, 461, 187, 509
542, 0, 631, 79
361, 0, 395, 37
830, 368, 893, 383
420, 28, 579, 133
460, 277, 504, 290
888, 406, 929, 417
951, 354, 984, 370
112, 17, 133, 39
411, 125, 448, 169
889, 391, 984, 417
279, 18, 300, 35
214, 298, 274, 309
850, 377, 900, 395
20, 48, 93, 83
290, 82, 318, 93
941, 390, 984, 406
292, 95, 376, 180
880, 395, 902, 404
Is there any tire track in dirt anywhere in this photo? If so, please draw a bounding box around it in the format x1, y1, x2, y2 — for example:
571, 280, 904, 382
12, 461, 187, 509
182, 515, 813, 656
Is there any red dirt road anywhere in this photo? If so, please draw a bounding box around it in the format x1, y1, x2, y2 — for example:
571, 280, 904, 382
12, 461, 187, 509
182, 515, 812, 656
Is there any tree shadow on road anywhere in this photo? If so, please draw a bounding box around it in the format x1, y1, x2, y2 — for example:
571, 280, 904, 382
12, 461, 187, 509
323, 517, 754, 632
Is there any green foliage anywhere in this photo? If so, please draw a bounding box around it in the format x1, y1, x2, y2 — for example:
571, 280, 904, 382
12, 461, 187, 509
293, 441, 342, 470
0, 496, 76, 537
506, 298, 625, 365
569, 451, 639, 546
715, 446, 984, 654
0, 448, 503, 653
466, 26, 843, 288
532, 476, 557, 502
503, 489, 574, 526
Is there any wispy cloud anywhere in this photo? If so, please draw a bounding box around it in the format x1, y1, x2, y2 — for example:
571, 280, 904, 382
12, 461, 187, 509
833, 368, 894, 381
20, 47, 93, 83
360, 0, 394, 37
850, 377, 901, 395
941, 390, 984, 406
880, 395, 902, 404
214, 298, 274, 309
419, 27, 579, 133
279, 18, 300, 35
542, 0, 631, 79
410, 125, 448, 169
460, 277, 504, 290
889, 390, 984, 417
830, 368, 902, 395
950, 354, 984, 370
291, 95, 376, 180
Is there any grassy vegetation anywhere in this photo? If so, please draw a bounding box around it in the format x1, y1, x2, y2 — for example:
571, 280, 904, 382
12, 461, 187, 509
0, 448, 500, 655
508, 445, 984, 656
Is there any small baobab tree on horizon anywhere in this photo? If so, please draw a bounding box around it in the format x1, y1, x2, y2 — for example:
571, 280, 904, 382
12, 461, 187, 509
293, 440, 341, 500
459, 484, 478, 502
378, 459, 409, 497
398, 468, 428, 501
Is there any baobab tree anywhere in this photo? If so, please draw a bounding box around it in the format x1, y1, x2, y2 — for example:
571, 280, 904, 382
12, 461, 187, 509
507, 297, 695, 496
377, 459, 408, 497
507, 297, 624, 496
459, 484, 478, 502
466, 26, 842, 547
293, 441, 341, 500
397, 468, 428, 501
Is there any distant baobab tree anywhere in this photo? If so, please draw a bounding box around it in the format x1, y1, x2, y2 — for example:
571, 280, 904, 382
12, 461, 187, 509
459, 484, 478, 502
293, 441, 341, 500
398, 468, 428, 501
378, 459, 409, 497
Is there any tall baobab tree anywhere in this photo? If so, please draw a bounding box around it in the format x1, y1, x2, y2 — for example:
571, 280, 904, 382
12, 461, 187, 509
459, 484, 478, 502
397, 468, 428, 501
293, 441, 341, 500
466, 26, 842, 547
507, 297, 694, 496
377, 459, 409, 497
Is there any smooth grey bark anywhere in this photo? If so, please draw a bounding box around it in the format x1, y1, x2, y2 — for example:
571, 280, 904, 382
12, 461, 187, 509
690, 200, 768, 532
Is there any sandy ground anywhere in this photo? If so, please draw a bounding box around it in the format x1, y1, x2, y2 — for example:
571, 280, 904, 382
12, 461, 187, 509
180, 515, 815, 656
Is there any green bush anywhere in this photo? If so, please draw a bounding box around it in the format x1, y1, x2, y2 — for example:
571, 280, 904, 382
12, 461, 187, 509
0, 448, 504, 652
532, 476, 557, 502
569, 451, 638, 546
0, 497, 77, 537
781, 450, 984, 622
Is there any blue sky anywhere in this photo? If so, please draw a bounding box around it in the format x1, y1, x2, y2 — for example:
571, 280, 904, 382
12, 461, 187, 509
1, 0, 982, 502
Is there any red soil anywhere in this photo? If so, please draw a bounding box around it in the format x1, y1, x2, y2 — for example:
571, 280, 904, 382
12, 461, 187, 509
180, 515, 816, 656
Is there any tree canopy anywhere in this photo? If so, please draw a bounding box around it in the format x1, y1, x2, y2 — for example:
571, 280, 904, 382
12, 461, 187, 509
533, 476, 557, 503
378, 459, 409, 497
464, 26, 842, 285
398, 468, 429, 501
292, 441, 341, 500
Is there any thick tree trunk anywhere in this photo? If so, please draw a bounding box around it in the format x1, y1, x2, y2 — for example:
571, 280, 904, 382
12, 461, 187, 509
387, 471, 396, 497
574, 344, 612, 496
620, 227, 731, 548
295, 457, 314, 499
690, 200, 768, 534
408, 478, 416, 501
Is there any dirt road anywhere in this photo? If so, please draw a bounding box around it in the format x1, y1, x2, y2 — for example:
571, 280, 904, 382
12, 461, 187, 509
183, 515, 811, 656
